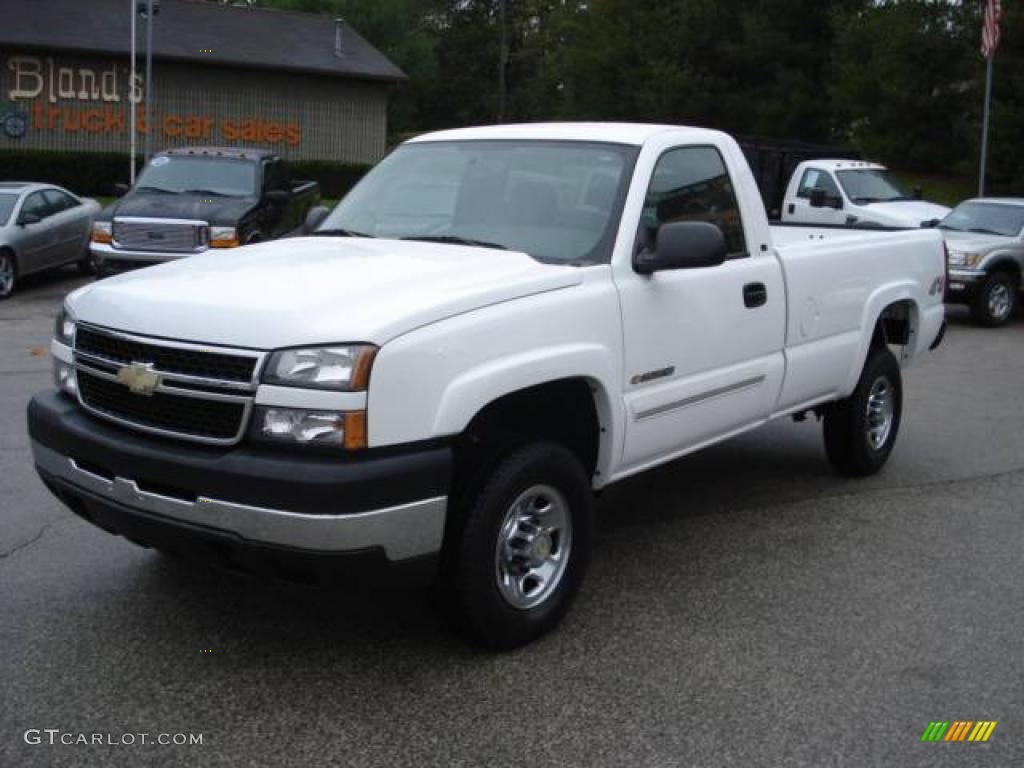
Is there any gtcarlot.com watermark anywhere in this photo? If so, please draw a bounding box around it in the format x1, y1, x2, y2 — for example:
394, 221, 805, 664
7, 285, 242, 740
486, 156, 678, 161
24, 729, 203, 746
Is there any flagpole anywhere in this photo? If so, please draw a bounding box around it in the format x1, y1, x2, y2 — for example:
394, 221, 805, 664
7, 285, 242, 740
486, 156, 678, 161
129, 0, 137, 184
979, 53, 993, 197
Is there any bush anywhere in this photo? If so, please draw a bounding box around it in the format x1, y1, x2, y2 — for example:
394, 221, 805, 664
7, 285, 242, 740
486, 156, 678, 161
0, 149, 372, 199
0, 150, 139, 196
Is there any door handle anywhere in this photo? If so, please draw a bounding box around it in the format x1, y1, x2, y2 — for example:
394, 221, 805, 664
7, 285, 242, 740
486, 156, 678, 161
743, 282, 767, 308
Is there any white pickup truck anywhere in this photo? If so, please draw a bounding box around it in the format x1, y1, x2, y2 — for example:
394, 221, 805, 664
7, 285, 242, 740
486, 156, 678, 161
781, 159, 950, 228
29, 124, 947, 648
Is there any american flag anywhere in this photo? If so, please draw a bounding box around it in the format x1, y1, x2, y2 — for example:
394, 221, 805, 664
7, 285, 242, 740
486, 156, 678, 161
981, 0, 1003, 58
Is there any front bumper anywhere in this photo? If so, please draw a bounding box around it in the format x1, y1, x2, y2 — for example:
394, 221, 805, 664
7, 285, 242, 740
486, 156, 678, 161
945, 267, 986, 301
28, 392, 451, 573
90, 241, 203, 268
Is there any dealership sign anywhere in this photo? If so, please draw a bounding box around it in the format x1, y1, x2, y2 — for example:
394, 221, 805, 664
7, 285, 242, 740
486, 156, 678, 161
4, 55, 302, 145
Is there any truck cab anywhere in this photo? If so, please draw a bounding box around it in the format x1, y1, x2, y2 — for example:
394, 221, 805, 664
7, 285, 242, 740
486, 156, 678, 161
781, 160, 949, 228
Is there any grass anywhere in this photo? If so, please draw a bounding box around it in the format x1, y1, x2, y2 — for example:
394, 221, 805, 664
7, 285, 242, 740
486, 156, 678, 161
891, 171, 975, 208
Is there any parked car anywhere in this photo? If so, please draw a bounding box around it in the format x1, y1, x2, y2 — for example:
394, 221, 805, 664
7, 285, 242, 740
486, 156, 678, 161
0, 182, 100, 299
90, 147, 322, 277
781, 160, 950, 228
939, 197, 1024, 326
29, 123, 947, 648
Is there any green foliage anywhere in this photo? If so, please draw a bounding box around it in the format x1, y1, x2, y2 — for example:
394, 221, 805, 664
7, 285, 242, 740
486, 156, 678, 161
209, 0, 1024, 193
0, 150, 139, 196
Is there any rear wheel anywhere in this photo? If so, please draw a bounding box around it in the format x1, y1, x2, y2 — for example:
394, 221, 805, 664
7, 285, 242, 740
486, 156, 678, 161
971, 270, 1018, 327
440, 441, 592, 649
823, 346, 902, 477
0, 250, 17, 299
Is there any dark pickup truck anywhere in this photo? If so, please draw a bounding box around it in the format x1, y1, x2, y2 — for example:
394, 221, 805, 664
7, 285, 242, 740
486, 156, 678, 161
90, 147, 322, 276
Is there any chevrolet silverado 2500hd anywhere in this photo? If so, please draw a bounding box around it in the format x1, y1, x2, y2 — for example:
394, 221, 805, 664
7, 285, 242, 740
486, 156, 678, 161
90, 147, 321, 276
29, 124, 947, 648
781, 159, 950, 228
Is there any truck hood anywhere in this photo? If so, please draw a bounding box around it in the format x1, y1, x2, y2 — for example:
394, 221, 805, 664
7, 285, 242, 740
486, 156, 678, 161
106, 190, 257, 226
854, 200, 951, 227
67, 237, 584, 349
941, 229, 1019, 254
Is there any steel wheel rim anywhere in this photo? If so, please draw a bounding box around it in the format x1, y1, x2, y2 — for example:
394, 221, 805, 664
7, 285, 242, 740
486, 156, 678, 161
0, 255, 13, 296
494, 484, 573, 610
988, 282, 1011, 320
865, 375, 895, 451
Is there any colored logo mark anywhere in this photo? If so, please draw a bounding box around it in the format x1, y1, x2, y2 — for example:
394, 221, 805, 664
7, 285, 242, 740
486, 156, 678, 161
921, 721, 997, 742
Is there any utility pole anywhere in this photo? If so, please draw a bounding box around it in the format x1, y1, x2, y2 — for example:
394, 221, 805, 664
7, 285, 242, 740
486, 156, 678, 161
978, 53, 993, 197
129, 0, 137, 183
498, 0, 507, 123
144, 0, 155, 162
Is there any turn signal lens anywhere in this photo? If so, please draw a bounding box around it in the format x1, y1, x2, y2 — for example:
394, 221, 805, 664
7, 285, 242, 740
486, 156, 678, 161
210, 226, 239, 248
91, 222, 112, 244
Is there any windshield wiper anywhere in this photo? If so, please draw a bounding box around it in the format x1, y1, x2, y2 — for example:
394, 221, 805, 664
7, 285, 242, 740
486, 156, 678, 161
401, 235, 509, 250
851, 197, 882, 204
184, 188, 229, 197
135, 185, 175, 194
968, 226, 1005, 236
311, 228, 375, 238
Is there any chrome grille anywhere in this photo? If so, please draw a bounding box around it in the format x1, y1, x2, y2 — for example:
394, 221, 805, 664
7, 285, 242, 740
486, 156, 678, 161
72, 325, 264, 446
113, 217, 209, 253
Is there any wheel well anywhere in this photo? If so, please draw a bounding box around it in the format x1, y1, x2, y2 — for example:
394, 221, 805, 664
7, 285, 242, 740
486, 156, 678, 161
453, 378, 602, 496
872, 300, 917, 361
989, 260, 1021, 283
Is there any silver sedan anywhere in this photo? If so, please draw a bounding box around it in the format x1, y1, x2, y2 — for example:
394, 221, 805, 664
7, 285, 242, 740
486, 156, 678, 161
0, 182, 101, 299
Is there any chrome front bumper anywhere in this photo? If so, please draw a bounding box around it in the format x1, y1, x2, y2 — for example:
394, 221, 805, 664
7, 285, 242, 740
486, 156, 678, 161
90, 241, 203, 263
32, 440, 447, 562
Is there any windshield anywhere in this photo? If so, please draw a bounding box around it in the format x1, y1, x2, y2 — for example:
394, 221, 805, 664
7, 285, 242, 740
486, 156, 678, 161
835, 169, 912, 203
939, 202, 1024, 237
135, 157, 256, 197
318, 140, 638, 264
0, 194, 16, 226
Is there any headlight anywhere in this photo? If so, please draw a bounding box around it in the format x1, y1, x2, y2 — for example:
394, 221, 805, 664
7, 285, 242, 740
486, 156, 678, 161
210, 226, 239, 248
55, 305, 76, 346
263, 345, 376, 391
947, 249, 981, 268
253, 406, 366, 450
91, 221, 112, 244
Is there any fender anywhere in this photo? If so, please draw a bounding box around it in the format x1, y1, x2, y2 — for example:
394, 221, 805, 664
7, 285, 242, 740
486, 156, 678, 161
842, 280, 921, 395
431, 343, 623, 486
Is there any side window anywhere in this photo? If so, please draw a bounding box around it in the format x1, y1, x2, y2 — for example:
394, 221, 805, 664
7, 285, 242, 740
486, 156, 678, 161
43, 189, 79, 212
641, 146, 747, 258
797, 169, 840, 199
20, 191, 51, 221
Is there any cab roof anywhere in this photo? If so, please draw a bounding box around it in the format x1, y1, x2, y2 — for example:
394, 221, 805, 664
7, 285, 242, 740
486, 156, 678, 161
160, 147, 275, 161
408, 122, 730, 147
800, 159, 887, 172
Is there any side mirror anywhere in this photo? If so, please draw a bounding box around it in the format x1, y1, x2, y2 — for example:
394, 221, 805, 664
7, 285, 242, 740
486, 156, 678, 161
302, 205, 329, 235
266, 189, 289, 203
634, 221, 727, 275
912, 186, 923, 200
113, 182, 130, 197
18, 212, 41, 226
808, 187, 827, 208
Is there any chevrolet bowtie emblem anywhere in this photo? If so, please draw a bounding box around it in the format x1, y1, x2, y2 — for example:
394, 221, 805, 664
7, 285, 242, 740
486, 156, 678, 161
116, 362, 160, 396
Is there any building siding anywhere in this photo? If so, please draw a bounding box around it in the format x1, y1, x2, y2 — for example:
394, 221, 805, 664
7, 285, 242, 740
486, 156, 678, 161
0, 49, 389, 163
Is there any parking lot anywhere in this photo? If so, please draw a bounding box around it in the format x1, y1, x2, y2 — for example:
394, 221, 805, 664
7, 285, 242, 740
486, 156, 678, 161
1, 267, 1022, 767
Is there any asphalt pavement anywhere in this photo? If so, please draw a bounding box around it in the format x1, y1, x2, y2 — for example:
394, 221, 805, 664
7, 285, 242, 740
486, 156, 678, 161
1, 267, 1022, 767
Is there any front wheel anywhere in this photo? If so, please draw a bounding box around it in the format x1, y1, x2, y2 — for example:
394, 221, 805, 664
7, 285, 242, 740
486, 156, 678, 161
441, 441, 593, 649
971, 270, 1018, 327
823, 346, 902, 477
0, 250, 17, 299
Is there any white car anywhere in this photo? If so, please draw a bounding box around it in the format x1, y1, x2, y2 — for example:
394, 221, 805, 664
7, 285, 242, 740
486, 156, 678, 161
781, 160, 950, 228
29, 123, 947, 648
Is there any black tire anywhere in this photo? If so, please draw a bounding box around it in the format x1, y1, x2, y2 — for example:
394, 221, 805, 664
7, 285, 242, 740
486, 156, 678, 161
0, 249, 17, 299
77, 252, 97, 276
823, 346, 902, 477
440, 441, 593, 650
970, 270, 1018, 327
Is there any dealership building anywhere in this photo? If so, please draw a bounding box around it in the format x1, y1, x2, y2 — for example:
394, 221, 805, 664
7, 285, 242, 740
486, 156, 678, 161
0, 0, 404, 163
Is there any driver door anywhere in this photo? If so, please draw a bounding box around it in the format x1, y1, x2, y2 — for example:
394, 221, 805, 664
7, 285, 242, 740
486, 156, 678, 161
614, 144, 786, 473
788, 168, 845, 225
15, 192, 58, 274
